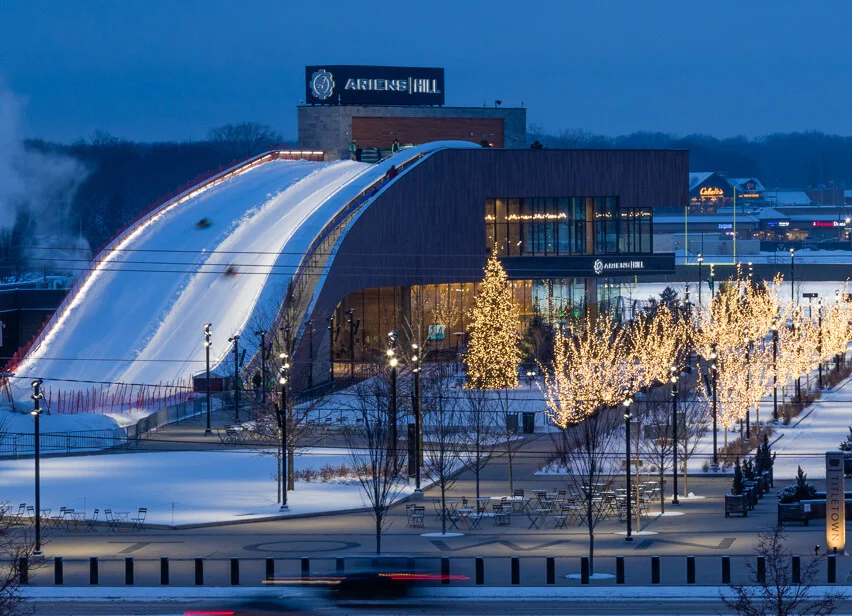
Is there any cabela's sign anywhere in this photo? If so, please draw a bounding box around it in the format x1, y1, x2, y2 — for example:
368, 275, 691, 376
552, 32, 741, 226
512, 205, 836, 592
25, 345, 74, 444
306, 65, 445, 106
699, 186, 725, 198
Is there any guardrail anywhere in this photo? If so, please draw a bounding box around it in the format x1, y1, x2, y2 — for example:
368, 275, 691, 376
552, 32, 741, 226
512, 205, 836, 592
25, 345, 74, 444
0, 429, 126, 458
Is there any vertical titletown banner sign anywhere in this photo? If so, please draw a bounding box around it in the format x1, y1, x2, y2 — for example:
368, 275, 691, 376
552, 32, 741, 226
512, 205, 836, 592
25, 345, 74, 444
305, 66, 444, 106
826, 451, 845, 553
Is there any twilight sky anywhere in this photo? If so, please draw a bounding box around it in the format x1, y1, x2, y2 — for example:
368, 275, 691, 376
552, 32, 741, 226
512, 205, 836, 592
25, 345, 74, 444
2, 0, 851, 143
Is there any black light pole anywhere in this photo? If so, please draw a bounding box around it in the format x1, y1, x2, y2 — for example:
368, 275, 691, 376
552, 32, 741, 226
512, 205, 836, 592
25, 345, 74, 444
31, 379, 43, 556
697, 254, 703, 316
790, 248, 796, 307
818, 299, 824, 389
412, 342, 423, 495
670, 366, 680, 506
229, 335, 240, 422
257, 330, 267, 406
327, 315, 335, 383
744, 328, 751, 440
347, 309, 359, 380
387, 331, 398, 461
204, 324, 212, 435
710, 344, 719, 469
278, 351, 290, 511
771, 320, 779, 421
307, 319, 314, 389
623, 391, 634, 541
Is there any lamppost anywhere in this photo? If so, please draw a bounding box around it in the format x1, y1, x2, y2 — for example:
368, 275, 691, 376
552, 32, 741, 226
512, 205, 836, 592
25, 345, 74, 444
526, 369, 536, 389
347, 308, 358, 379
412, 342, 423, 495
623, 390, 634, 541
228, 334, 240, 422
31, 379, 44, 556
307, 319, 314, 390
327, 315, 335, 383
709, 263, 715, 301
771, 319, 779, 421
203, 323, 212, 435
744, 328, 752, 440
710, 344, 718, 469
387, 331, 398, 461
670, 366, 680, 506
697, 254, 703, 316
790, 248, 796, 307
817, 298, 824, 389
256, 330, 267, 406
278, 351, 290, 511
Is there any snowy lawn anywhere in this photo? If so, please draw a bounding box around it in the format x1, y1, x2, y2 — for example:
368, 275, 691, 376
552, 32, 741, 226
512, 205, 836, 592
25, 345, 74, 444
0, 448, 413, 526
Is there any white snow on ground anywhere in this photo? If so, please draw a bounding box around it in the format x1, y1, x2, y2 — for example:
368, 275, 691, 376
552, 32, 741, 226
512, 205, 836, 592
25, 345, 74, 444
0, 448, 412, 525
7, 141, 478, 420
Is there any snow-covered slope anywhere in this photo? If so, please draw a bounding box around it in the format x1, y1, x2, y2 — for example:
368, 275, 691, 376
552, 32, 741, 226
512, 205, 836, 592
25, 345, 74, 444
7, 141, 478, 417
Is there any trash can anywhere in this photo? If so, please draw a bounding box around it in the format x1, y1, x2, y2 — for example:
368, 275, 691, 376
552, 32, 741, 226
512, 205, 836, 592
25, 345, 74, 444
522, 412, 535, 434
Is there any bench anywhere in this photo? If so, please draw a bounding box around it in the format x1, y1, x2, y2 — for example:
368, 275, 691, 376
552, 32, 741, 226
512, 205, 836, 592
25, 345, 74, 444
778, 503, 809, 526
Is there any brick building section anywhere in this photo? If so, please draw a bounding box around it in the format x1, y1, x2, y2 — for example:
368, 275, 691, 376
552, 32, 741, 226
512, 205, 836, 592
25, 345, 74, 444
352, 117, 504, 148
298, 105, 526, 160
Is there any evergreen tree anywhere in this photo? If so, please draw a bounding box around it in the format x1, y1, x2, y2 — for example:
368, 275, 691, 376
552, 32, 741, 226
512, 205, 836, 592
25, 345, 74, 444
839, 427, 852, 452
465, 253, 521, 389
731, 459, 745, 495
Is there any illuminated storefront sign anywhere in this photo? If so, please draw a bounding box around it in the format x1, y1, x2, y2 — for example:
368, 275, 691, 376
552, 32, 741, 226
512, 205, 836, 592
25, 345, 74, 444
306, 65, 445, 106
718, 223, 733, 229
738, 193, 761, 199
699, 186, 725, 197
812, 221, 846, 227
778, 221, 790, 227
593, 259, 645, 275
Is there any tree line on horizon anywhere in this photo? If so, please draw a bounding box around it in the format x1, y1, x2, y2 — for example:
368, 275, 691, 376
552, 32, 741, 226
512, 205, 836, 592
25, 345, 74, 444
528, 125, 852, 190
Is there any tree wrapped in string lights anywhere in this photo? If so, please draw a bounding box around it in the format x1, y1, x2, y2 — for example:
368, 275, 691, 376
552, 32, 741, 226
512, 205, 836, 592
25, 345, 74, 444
464, 253, 521, 389
627, 303, 691, 391
538, 312, 629, 575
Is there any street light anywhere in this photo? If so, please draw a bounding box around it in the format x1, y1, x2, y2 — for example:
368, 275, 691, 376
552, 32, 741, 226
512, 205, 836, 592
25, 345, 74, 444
818, 298, 824, 389
526, 369, 536, 389
228, 335, 240, 422
31, 379, 44, 556
710, 344, 718, 469
744, 328, 752, 440
771, 319, 779, 421
256, 330, 267, 406
278, 351, 290, 511
347, 309, 359, 380
203, 324, 212, 435
327, 315, 336, 383
790, 248, 796, 307
411, 342, 423, 495
670, 366, 680, 506
697, 254, 703, 316
387, 331, 398, 461
623, 391, 634, 541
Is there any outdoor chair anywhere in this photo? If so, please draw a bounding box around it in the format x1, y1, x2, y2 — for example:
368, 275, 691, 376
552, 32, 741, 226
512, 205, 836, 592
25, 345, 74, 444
26, 506, 35, 523
493, 506, 511, 527
410, 506, 425, 528
104, 509, 119, 533
432, 499, 443, 521
467, 513, 483, 530
11, 503, 26, 525
49, 507, 66, 529
552, 514, 568, 529
131, 507, 147, 530
513, 489, 524, 499
85, 509, 100, 533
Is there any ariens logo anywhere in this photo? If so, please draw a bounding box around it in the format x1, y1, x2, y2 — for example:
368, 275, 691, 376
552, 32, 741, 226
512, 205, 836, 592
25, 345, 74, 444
310, 69, 335, 100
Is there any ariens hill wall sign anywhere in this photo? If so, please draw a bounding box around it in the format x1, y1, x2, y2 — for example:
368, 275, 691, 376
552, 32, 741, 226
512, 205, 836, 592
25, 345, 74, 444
306, 66, 444, 106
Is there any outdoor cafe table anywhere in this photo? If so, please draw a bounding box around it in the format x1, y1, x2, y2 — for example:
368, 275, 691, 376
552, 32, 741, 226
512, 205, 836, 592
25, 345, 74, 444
475, 497, 491, 513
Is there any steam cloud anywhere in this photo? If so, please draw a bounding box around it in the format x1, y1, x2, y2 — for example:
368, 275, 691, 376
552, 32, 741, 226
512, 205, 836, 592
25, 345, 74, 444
0, 83, 90, 273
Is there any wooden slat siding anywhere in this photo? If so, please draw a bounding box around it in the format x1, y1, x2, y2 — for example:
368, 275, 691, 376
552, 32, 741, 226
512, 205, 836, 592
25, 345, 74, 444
296, 148, 688, 386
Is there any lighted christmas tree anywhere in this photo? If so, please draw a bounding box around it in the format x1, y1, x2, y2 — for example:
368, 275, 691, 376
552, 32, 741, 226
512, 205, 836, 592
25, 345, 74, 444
465, 253, 521, 389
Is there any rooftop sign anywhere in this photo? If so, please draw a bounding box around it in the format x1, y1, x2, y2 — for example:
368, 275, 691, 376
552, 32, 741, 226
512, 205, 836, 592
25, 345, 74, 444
305, 65, 445, 106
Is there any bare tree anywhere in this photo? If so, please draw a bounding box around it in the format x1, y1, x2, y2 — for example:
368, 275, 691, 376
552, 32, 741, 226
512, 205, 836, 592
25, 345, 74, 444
421, 376, 465, 535
560, 410, 619, 576
636, 397, 675, 514
344, 380, 406, 554
679, 390, 708, 495
495, 389, 521, 494
721, 525, 844, 616
461, 387, 499, 500
0, 502, 38, 616
207, 122, 285, 159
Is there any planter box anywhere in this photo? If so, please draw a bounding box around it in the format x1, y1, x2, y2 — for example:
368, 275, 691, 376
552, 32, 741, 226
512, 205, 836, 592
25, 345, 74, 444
778, 503, 809, 526
725, 494, 747, 518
